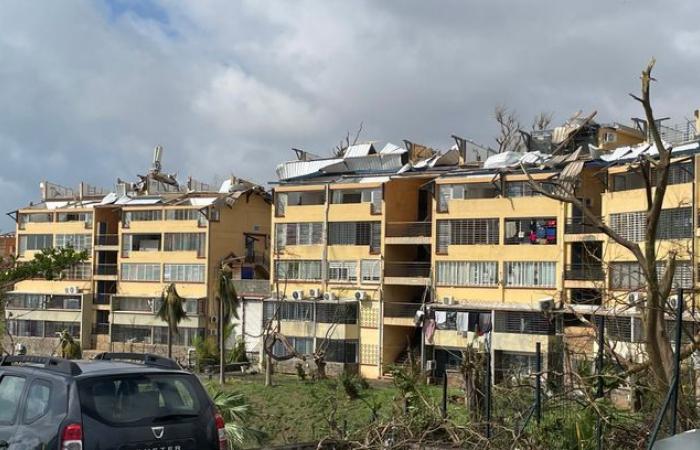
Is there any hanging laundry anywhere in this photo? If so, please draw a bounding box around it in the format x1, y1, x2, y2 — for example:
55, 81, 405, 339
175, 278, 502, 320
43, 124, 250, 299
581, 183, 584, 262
456, 312, 469, 332
424, 319, 436, 344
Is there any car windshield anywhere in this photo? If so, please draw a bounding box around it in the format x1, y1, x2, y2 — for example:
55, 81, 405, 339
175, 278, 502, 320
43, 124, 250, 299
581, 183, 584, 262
78, 374, 203, 425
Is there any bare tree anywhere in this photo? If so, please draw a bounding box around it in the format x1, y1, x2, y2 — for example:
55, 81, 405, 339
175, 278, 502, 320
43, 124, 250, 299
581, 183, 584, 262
531, 111, 553, 131
332, 122, 364, 157
522, 60, 696, 401
494, 106, 524, 153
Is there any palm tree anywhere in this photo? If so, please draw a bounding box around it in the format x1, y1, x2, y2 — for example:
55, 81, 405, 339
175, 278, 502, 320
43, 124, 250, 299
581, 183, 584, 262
216, 268, 240, 383
56, 329, 82, 359
206, 383, 266, 449
155, 283, 187, 358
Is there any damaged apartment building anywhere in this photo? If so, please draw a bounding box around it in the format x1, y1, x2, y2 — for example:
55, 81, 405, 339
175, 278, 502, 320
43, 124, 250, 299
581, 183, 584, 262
246, 109, 700, 380
5, 147, 270, 359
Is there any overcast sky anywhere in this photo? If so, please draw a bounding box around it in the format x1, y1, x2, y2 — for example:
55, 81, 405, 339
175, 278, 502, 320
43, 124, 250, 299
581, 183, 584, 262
1, 0, 699, 231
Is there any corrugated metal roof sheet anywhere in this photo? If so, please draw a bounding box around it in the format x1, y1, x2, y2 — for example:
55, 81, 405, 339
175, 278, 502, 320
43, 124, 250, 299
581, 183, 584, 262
344, 143, 374, 158
275, 158, 343, 180
379, 142, 407, 155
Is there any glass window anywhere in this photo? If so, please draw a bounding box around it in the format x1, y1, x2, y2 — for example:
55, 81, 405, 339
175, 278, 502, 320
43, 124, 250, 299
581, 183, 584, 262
121, 263, 161, 282
361, 259, 381, 283
164, 209, 200, 221
0, 376, 26, 424
163, 264, 205, 283
77, 374, 202, 425
57, 212, 93, 226
436, 261, 498, 286
163, 233, 206, 257
504, 218, 557, 245
504, 261, 556, 287
18, 234, 53, 256
23, 380, 51, 423
55, 234, 92, 251
328, 261, 357, 282
274, 260, 322, 281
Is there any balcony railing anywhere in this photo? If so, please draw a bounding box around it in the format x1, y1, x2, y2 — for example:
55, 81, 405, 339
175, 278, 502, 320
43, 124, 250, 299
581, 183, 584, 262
244, 252, 269, 268
384, 262, 431, 278
95, 234, 119, 246
95, 264, 118, 276
384, 302, 421, 318
385, 222, 432, 238
565, 217, 602, 235
565, 264, 605, 281
232, 279, 270, 296
93, 293, 112, 305
93, 323, 110, 335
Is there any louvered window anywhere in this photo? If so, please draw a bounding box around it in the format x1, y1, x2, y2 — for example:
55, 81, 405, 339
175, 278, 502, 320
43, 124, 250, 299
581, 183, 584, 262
436, 219, 499, 252
609, 262, 645, 290
276, 223, 323, 249
609, 207, 692, 242
328, 221, 381, 249
361, 259, 381, 283
436, 261, 498, 286
275, 260, 322, 280
328, 261, 358, 282
494, 311, 554, 334
504, 261, 556, 287
55, 234, 92, 251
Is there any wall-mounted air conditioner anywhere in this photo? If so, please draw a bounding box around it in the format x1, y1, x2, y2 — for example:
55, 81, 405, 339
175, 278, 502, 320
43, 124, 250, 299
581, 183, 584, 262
291, 290, 304, 301
323, 292, 336, 301
308, 288, 322, 299
627, 292, 641, 311
354, 290, 368, 301
442, 296, 453, 305
64, 286, 80, 295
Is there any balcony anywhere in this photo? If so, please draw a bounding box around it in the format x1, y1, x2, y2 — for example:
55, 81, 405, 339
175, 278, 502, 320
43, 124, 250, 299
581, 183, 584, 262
384, 302, 421, 326
385, 222, 432, 245
94, 234, 119, 247
383, 262, 431, 286
94, 264, 118, 278
232, 279, 270, 297
564, 218, 604, 241
93, 293, 112, 305
564, 263, 605, 289
93, 323, 110, 335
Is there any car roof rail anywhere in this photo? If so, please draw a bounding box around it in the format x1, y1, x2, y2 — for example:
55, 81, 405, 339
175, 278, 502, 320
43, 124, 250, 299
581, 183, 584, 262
92, 352, 181, 370
0, 355, 82, 376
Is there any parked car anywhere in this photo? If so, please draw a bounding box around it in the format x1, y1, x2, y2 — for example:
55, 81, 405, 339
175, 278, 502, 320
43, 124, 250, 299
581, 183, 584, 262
0, 352, 228, 449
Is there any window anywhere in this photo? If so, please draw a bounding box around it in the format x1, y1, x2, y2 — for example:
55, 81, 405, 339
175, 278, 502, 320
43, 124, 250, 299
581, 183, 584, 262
328, 261, 357, 282
121, 263, 161, 281
263, 301, 314, 322
63, 262, 92, 280
7, 320, 44, 337
331, 188, 382, 213
328, 222, 381, 250
111, 325, 152, 343
153, 327, 204, 346
23, 380, 51, 423
609, 262, 644, 290
272, 336, 314, 357
276, 191, 326, 216
504, 261, 556, 287
18, 213, 52, 227
6, 294, 47, 309
122, 209, 162, 227
504, 218, 557, 245
325, 340, 358, 363
658, 261, 693, 289
665, 161, 694, 185
275, 260, 322, 280
57, 212, 93, 226
604, 132, 617, 143
494, 311, 554, 334
0, 375, 26, 424
44, 321, 81, 337
18, 234, 53, 256
506, 181, 550, 197
317, 302, 358, 324
361, 259, 381, 283
45, 296, 81, 310
77, 374, 203, 425
611, 172, 645, 192
436, 219, 499, 252
275, 222, 323, 250
163, 233, 206, 257
438, 183, 499, 211
609, 208, 692, 242
612, 162, 694, 191
165, 209, 201, 221
436, 261, 498, 286
496, 351, 538, 380
163, 264, 205, 283
121, 234, 161, 257
55, 234, 92, 251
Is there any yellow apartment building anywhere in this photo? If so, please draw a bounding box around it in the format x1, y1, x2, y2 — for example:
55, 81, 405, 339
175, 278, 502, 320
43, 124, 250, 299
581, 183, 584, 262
4, 151, 271, 359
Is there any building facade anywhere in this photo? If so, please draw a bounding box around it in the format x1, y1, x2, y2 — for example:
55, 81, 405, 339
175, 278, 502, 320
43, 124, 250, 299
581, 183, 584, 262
5, 156, 271, 359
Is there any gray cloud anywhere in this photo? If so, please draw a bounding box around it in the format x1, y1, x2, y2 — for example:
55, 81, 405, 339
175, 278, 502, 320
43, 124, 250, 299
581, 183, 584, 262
1, 0, 699, 231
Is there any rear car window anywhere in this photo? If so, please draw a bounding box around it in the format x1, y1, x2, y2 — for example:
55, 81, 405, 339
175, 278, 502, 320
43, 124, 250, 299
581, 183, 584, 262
77, 374, 202, 425
24, 380, 51, 423
0, 375, 26, 424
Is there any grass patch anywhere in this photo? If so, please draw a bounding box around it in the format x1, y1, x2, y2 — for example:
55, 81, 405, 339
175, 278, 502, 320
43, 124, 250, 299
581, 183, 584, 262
222, 374, 470, 446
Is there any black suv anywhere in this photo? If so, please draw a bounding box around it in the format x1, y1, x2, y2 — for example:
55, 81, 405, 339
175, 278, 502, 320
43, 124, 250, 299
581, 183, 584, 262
0, 353, 228, 450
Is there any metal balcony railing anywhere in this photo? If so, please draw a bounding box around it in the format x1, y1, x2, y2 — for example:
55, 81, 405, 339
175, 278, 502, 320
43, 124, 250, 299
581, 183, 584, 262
384, 302, 421, 318
565, 264, 605, 281
95, 264, 118, 276
232, 279, 270, 296
384, 262, 431, 278
93, 293, 112, 305
95, 234, 119, 246
385, 222, 432, 238
565, 217, 603, 235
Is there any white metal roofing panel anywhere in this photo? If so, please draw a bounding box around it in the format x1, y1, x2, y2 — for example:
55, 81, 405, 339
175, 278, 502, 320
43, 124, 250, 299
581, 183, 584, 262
379, 142, 407, 154
276, 158, 342, 180
343, 143, 374, 158
189, 197, 217, 206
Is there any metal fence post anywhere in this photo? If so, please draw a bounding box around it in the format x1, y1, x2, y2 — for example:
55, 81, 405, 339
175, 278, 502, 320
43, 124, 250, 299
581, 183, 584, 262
535, 342, 542, 424
485, 335, 492, 439
596, 315, 605, 450
442, 371, 448, 419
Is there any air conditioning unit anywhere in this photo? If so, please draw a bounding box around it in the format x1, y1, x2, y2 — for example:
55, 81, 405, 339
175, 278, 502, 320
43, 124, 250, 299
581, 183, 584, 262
425, 360, 436, 370
442, 296, 453, 305
627, 292, 641, 310
64, 286, 80, 295
354, 290, 368, 301
323, 292, 336, 301
291, 290, 304, 301
538, 297, 555, 312
668, 294, 681, 311
308, 288, 322, 299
